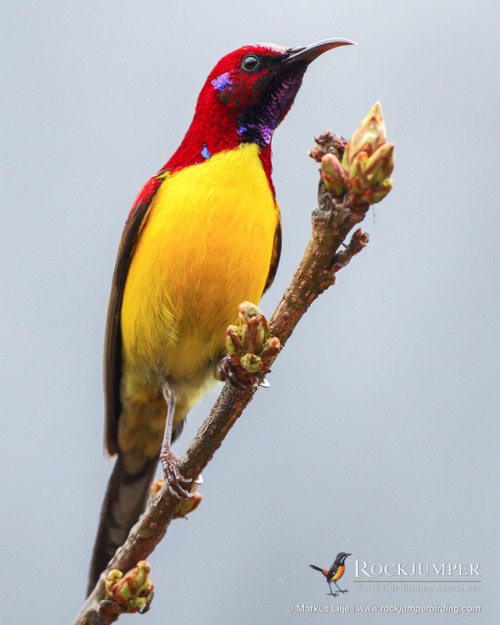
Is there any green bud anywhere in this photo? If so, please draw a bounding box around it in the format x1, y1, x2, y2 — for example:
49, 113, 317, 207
105, 561, 154, 612
371, 178, 393, 204
127, 561, 150, 596
226, 302, 266, 357
321, 153, 347, 196
341, 102, 394, 206
225, 302, 281, 378
342, 102, 387, 169
364, 142, 395, 185
150, 477, 165, 499
240, 353, 263, 374
175, 491, 202, 518
226, 325, 244, 357
260, 336, 281, 362
105, 570, 123, 596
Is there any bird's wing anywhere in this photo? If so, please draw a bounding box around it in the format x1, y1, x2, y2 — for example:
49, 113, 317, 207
327, 563, 339, 580
263, 203, 282, 293
103, 173, 166, 456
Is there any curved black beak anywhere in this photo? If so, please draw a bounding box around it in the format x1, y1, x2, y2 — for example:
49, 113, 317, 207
285, 38, 356, 65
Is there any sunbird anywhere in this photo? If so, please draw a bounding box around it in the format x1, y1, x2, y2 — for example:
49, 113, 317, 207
89, 38, 354, 593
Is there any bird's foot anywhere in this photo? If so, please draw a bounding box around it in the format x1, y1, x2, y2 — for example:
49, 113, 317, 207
151, 474, 203, 518
159, 447, 192, 499
327, 591, 340, 597
217, 354, 262, 390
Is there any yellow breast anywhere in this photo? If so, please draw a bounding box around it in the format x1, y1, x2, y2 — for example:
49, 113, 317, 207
121, 142, 279, 383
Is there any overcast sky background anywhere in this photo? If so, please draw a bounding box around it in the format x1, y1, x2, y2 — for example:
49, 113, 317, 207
1, 1, 498, 623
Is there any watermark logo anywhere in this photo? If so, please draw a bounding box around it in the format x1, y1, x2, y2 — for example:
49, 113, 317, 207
309, 552, 351, 597
352, 559, 482, 594
297, 553, 482, 616
354, 560, 480, 578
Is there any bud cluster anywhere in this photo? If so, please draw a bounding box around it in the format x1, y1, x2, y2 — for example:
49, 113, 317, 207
320, 102, 394, 205
105, 561, 154, 612
226, 302, 281, 377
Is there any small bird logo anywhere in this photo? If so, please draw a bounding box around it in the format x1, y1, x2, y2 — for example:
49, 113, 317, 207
310, 552, 351, 596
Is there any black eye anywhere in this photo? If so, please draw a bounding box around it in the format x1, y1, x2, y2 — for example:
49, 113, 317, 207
241, 54, 260, 72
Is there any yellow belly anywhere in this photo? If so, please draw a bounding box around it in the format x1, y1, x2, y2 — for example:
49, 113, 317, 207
121, 142, 278, 390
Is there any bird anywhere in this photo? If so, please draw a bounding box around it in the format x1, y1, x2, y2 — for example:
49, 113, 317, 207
88, 38, 355, 594
310, 552, 351, 596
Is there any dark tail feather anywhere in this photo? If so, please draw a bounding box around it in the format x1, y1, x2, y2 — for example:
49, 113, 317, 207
87, 455, 158, 595
309, 564, 327, 576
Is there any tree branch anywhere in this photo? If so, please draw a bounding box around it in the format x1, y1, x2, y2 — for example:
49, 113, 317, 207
73, 104, 394, 624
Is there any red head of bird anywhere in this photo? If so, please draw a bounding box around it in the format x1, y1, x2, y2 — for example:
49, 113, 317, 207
166, 39, 355, 176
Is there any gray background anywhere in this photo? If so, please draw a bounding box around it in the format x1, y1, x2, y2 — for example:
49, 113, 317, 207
1, 1, 498, 623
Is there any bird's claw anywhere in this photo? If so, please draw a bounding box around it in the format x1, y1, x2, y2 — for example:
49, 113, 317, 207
159, 448, 192, 499
218, 355, 261, 390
